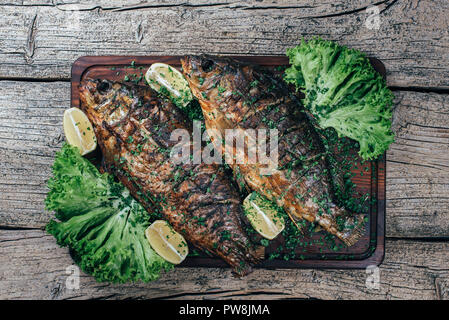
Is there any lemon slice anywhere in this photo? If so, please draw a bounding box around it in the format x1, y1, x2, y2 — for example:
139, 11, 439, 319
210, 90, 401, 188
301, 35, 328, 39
243, 192, 285, 240
63, 108, 97, 155
145, 63, 193, 107
145, 220, 188, 265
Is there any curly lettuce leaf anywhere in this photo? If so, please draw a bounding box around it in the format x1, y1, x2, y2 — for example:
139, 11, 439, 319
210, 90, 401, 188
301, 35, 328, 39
284, 38, 394, 160
45, 145, 116, 221
45, 144, 173, 283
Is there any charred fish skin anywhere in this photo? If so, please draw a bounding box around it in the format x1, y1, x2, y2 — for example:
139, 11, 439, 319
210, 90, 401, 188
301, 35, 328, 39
79, 79, 260, 275
181, 55, 365, 246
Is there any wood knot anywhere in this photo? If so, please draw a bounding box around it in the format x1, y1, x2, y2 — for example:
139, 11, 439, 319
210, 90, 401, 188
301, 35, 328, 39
135, 21, 144, 43
24, 14, 37, 64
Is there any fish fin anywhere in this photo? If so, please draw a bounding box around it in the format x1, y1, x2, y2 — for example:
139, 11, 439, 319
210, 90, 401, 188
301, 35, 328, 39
231, 248, 262, 277
233, 265, 253, 277
323, 204, 367, 246
254, 245, 266, 260
340, 214, 367, 247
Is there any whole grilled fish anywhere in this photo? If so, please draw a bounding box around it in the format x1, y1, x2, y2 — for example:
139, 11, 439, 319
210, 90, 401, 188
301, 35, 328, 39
181, 55, 365, 246
79, 79, 260, 275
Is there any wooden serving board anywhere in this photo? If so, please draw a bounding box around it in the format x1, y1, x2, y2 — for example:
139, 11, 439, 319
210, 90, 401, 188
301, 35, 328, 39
71, 55, 386, 269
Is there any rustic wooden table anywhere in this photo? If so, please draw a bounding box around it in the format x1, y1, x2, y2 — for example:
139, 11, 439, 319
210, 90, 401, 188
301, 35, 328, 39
1, 0, 448, 300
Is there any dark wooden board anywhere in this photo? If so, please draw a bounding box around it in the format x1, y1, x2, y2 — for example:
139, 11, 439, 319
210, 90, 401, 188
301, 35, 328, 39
71, 55, 386, 269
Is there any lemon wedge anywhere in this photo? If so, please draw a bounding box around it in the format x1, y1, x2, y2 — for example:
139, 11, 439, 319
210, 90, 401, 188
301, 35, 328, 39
243, 192, 285, 240
145, 63, 193, 107
145, 220, 188, 265
63, 108, 97, 155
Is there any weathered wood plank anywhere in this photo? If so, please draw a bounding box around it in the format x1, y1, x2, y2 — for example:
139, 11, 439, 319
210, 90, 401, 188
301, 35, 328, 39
387, 92, 449, 237
1, 81, 448, 237
0, 229, 447, 299
0, 81, 66, 228
0, 0, 448, 88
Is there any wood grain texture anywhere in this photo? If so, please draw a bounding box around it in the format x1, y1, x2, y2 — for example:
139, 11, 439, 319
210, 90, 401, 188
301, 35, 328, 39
0, 0, 448, 88
0, 229, 447, 300
0, 81, 66, 228
1, 0, 448, 300
387, 92, 449, 237
0, 81, 448, 238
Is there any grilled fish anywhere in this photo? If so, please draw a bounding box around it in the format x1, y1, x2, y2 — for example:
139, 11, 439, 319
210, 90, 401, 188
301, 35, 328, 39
181, 55, 365, 246
79, 79, 260, 275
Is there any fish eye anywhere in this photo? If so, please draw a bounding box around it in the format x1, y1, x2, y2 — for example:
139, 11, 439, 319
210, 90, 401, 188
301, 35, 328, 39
201, 59, 214, 72
98, 80, 111, 93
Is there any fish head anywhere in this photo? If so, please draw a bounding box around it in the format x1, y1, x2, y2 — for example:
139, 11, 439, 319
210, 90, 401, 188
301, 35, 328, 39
79, 79, 137, 127
79, 79, 115, 106
181, 55, 232, 103
181, 55, 225, 83
79, 79, 120, 110
79, 79, 115, 117
181, 55, 255, 127
79, 79, 189, 154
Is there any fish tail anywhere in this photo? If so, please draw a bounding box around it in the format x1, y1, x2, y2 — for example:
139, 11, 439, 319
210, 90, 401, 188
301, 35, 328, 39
228, 248, 262, 277
339, 214, 366, 247
321, 206, 367, 247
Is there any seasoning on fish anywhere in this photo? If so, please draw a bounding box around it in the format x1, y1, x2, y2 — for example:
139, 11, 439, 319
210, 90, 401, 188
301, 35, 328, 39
181, 55, 366, 246
79, 79, 260, 275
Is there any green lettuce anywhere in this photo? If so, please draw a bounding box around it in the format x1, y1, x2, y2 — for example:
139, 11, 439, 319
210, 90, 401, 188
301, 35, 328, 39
45, 144, 173, 283
284, 38, 394, 160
